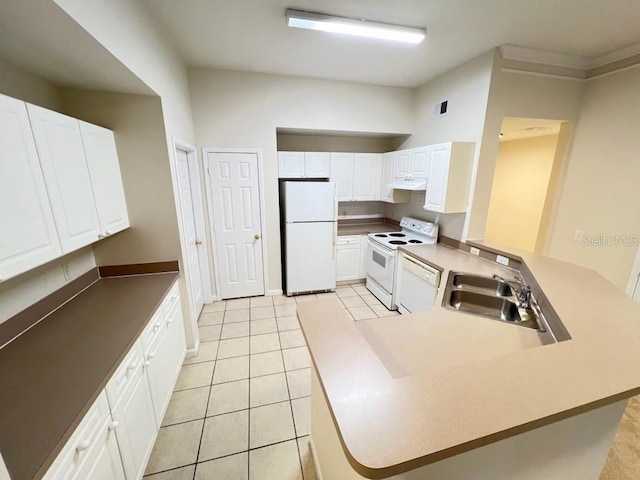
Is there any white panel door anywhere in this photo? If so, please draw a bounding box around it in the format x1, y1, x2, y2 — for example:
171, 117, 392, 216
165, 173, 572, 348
27, 104, 100, 252
425, 144, 451, 212
79, 121, 129, 236
330, 152, 354, 201
0, 94, 62, 281
176, 148, 204, 316
208, 152, 264, 299
278, 151, 304, 178
304, 152, 331, 178
353, 154, 380, 201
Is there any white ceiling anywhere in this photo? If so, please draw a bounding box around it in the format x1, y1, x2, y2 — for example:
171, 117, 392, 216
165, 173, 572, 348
141, 0, 640, 87
500, 117, 563, 142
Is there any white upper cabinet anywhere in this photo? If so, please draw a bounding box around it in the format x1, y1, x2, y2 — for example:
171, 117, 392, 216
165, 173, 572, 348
380, 152, 410, 204
303, 152, 331, 177
80, 121, 129, 237
278, 151, 331, 178
330, 153, 355, 201
0, 94, 62, 282
278, 151, 304, 178
353, 153, 381, 201
393, 147, 428, 180
424, 142, 475, 213
27, 104, 101, 253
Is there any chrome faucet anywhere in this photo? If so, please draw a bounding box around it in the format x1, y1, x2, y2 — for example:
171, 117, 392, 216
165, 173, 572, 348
492, 274, 532, 309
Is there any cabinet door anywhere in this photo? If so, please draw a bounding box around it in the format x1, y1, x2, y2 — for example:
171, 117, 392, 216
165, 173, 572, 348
0, 94, 62, 281
304, 152, 331, 178
359, 236, 369, 279
330, 153, 354, 202
393, 149, 411, 179
27, 104, 100, 253
336, 237, 361, 281
73, 422, 125, 480
379, 152, 395, 202
278, 152, 304, 178
410, 146, 429, 178
353, 154, 380, 201
424, 144, 451, 213
111, 360, 157, 480
80, 121, 129, 236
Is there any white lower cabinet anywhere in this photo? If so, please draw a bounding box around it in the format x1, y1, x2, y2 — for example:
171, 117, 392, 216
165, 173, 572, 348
44, 285, 186, 480
336, 235, 368, 282
43, 392, 124, 480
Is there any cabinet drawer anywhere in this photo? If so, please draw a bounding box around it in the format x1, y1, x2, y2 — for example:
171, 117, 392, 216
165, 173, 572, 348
105, 340, 145, 409
337, 236, 361, 246
43, 392, 113, 480
162, 283, 180, 317
140, 309, 164, 353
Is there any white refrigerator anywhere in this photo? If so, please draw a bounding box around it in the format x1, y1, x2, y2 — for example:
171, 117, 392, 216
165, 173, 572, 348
282, 181, 337, 295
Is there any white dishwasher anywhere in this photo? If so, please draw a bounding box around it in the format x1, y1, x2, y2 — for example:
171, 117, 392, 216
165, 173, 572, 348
396, 253, 441, 314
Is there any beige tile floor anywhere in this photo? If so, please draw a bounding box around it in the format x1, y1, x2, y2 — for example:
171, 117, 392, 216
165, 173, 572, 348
143, 284, 396, 480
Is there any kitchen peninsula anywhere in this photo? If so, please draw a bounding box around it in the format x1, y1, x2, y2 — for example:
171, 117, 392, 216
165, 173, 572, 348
297, 243, 640, 479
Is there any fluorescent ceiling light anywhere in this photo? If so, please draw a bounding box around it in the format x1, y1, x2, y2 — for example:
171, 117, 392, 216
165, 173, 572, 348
286, 8, 426, 44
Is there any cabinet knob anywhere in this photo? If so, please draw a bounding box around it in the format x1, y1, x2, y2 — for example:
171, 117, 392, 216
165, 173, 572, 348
108, 421, 120, 431
143, 361, 150, 368
98, 233, 105, 239
254, 234, 260, 240
148, 352, 156, 360
76, 440, 91, 452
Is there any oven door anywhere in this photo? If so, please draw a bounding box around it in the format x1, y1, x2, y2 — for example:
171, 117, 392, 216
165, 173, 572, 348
366, 240, 396, 293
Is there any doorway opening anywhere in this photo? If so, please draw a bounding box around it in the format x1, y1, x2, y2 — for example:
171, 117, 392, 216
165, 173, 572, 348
484, 117, 570, 254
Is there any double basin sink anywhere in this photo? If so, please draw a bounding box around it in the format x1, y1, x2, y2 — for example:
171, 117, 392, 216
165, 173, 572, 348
442, 272, 545, 331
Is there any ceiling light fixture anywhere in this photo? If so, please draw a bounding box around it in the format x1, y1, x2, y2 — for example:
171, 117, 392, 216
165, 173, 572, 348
285, 8, 426, 44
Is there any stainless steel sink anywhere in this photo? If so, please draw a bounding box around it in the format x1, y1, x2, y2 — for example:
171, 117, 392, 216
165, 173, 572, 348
448, 290, 521, 322
442, 271, 544, 331
451, 273, 512, 297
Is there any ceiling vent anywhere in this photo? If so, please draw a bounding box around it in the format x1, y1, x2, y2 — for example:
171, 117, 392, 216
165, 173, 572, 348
432, 100, 448, 118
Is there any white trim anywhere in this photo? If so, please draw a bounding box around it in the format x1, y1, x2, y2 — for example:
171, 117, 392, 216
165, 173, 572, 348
203, 147, 269, 299
267, 289, 284, 296
185, 340, 200, 359
499, 44, 592, 70
172, 137, 214, 306
591, 41, 640, 68
308, 437, 324, 480
587, 61, 640, 81
625, 245, 640, 297
500, 67, 586, 82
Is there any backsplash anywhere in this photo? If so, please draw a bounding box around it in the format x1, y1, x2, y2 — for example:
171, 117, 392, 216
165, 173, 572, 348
337, 201, 386, 218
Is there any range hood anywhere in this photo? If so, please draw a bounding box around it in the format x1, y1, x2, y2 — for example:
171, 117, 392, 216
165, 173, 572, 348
387, 179, 427, 191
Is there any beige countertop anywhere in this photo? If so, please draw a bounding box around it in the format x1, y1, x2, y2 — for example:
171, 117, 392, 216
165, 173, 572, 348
0, 272, 179, 480
297, 243, 640, 478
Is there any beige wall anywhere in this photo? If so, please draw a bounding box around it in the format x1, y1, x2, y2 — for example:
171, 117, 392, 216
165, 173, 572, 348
547, 66, 640, 289
485, 135, 558, 251
467, 54, 585, 241
188, 68, 415, 293
60, 89, 182, 266
277, 133, 402, 153
0, 58, 62, 110
388, 50, 496, 239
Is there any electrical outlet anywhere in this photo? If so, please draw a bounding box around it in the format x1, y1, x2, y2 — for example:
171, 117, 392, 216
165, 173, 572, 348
62, 263, 72, 281
574, 229, 584, 241
496, 255, 509, 266
470, 247, 480, 256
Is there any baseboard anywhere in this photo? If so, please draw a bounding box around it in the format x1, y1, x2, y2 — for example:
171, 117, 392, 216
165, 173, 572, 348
267, 289, 283, 296
185, 341, 200, 358
309, 436, 324, 480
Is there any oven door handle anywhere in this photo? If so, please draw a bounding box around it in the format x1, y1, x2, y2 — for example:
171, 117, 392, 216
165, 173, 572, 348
368, 239, 395, 256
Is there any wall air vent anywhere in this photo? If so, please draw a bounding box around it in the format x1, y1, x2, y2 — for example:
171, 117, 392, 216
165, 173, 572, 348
432, 100, 448, 118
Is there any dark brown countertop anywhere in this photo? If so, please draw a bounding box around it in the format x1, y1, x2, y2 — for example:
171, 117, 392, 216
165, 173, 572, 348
337, 218, 400, 236
0, 272, 179, 480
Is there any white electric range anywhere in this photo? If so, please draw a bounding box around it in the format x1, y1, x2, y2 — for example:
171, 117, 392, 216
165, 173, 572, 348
365, 217, 438, 310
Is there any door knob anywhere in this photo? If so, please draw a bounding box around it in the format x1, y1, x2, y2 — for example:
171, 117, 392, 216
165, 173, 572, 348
254, 234, 260, 240
195, 240, 202, 246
